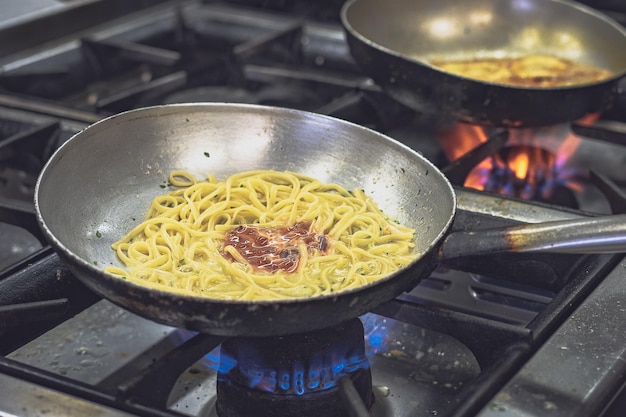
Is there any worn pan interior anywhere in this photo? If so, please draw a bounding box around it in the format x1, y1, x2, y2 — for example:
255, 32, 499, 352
35, 103, 455, 336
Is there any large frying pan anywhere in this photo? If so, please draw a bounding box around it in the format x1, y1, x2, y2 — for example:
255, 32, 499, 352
341, 0, 626, 127
35, 104, 626, 337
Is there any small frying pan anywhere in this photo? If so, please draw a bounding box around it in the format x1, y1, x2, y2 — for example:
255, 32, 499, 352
341, 0, 626, 127
35, 104, 626, 337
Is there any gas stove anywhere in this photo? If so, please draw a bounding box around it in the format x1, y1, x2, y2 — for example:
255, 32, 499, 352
1, 1, 626, 417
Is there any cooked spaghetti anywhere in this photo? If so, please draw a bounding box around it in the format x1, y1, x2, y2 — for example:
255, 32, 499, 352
431, 54, 613, 87
105, 170, 418, 300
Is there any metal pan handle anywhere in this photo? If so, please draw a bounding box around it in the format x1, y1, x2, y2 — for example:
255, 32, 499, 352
439, 214, 626, 260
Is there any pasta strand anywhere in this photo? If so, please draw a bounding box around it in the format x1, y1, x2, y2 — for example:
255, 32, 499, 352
105, 170, 419, 300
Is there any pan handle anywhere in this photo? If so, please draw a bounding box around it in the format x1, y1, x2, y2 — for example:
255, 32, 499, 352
439, 214, 626, 260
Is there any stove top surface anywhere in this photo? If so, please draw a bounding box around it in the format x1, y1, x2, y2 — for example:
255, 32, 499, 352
1, 1, 626, 417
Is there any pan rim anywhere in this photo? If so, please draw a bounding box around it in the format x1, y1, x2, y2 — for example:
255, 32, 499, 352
340, 0, 626, 91
34, 102, 457, 307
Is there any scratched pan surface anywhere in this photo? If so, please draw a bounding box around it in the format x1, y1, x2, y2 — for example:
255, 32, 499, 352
35, 103, 455, 336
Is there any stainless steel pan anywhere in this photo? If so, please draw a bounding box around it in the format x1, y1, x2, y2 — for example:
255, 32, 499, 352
341, 0, 626, 127
35, 104, 626, 336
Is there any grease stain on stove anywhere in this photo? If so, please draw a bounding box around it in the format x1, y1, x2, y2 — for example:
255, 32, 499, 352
375, 385, 391, 397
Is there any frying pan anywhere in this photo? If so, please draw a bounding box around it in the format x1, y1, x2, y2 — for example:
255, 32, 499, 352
35, 104, 626, 337
341, 0, 626, 127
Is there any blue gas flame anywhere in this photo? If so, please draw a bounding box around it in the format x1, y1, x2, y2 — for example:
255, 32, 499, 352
360, 313, 392, 356
203, 314, 392, 395
226, 349, 369, 394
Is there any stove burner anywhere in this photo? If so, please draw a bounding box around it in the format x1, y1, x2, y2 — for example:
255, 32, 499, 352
216, 318, 372, 417
439, 123, 584, 207
476, 145, 578, 206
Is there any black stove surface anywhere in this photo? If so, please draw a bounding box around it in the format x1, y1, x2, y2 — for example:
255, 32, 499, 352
1, 1, 626, 417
